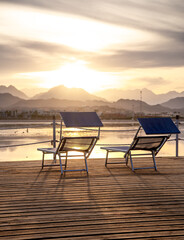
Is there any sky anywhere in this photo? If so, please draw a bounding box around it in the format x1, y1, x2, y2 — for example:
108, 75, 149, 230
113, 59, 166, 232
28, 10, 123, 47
0, 0, 184, 94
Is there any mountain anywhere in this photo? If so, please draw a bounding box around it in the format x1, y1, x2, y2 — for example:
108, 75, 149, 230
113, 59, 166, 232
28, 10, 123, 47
113, 99, 171, 114
9, 98, 110, 110
22, 87, 48, 98
161, 97, 184, 109
94, 88, 184, 105
94, 88, 155, 103
0, 92, 182, 116
0, 85, 28, 99
0, 93, 23, 108
9, 98, 83, 110
32, 85, 104, 101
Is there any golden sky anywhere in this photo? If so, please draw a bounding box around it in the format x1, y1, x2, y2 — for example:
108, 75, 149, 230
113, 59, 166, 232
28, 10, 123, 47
0, 0, 184, 93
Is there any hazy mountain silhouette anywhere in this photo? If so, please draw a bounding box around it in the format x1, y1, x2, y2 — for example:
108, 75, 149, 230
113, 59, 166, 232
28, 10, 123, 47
94, 88, 184, 105
0, 93, 23, 108
1, 92, 174, 115
32, 85, 104, 101
10, 98, 83, 110
9, 98, 110, 110
161, 97, 184, 109
2, 84, 184, 106
112, 99, 171, 114
22, 87, 48, 98
1, 85, 184, 115
0, 85, 28, 99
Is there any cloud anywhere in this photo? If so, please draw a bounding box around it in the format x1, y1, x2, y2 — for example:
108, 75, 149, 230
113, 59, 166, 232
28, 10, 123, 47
0, 0, 184, 92
88, 48, 184, 71
124, 77, 170, 91
0, 39, 81, 74
1, 0, 184, 41
1, 0, 184, 73
133, 77, 169, 86
20, 40, 80, 55
0, 35, 183, 77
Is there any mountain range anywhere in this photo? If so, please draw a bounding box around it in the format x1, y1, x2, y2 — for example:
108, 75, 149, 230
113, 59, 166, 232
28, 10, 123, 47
0, 85, 28, 99
1, 92, 184, 116
32, 85, 104, 101
0, 93, 22, 108
95, 88, 184, 105
112, 99, 172, 114
1, 84, 184, 105
0, 85, 184, 115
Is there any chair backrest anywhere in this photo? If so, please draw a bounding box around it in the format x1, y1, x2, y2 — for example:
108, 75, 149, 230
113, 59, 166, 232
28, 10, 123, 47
60, 112, 103, 128
59, 112, 103, 140
130, 136, 169, 155
57, 136, 98, 156
138, 117, 180, 135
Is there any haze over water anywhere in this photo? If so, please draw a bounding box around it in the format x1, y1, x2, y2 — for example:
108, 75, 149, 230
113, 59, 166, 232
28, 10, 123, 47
0, 120, 183, 162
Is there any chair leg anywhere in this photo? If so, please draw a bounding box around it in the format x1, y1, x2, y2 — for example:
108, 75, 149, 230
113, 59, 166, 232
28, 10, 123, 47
42, 152, 45, 169
84, 153, 88, 173
105, 150, 109, 166
59, 154, 63, 175
53, 153, 56, 163
125, 154, 129, 165
152, 151, 157, 171
65, 152, 68, 169
129, 152, 135, 171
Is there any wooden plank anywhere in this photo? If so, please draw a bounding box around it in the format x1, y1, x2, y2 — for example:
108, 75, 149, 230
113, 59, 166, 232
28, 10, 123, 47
0, 157, 184, 239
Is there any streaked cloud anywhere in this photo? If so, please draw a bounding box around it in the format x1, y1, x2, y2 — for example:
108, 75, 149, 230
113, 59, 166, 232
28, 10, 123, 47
1, 0, 183, 40
0, 0, 183, 92
0, 40, 80, 74
89, 47, 184, 71
128, 77, 170, 88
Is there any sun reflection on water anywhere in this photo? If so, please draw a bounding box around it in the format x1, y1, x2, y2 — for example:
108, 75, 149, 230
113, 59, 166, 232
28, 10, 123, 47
0, 120, 183, 161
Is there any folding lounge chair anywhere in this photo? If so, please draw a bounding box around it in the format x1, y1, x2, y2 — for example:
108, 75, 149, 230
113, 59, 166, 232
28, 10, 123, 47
101, 117, 180, 171
37, 112, 103, 174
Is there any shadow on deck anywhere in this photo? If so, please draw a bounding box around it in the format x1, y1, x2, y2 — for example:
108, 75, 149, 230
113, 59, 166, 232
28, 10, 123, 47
0, 157, 184, 239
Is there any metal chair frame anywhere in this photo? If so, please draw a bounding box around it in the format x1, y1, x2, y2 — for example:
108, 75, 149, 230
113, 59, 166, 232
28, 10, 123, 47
101, 118, 177, 171
38, 112, 103, 175
38, 136, 98, 174
103, 135, 169, 171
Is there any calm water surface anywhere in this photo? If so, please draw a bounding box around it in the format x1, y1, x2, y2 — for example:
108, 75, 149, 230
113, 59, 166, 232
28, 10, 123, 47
0, 120, 183, 161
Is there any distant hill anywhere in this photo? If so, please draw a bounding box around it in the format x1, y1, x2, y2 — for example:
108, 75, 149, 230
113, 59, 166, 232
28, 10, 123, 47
161, 97, 184, 109
32, 85, 104, 101
21, 87, 48, 98
1, 92, 183, 116
0, 85, 28, 99
0, 93, 23, 108
9, 98, 110, 110
94, 88, 184, 105
9, 98, 80, 110
113, 99, 171, 114
9, 97, 171, 114
1, 84, 184, 108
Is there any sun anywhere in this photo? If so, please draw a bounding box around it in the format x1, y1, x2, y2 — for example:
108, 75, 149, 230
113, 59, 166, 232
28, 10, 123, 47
20, 61, 115, 92
42, 61, 113, 92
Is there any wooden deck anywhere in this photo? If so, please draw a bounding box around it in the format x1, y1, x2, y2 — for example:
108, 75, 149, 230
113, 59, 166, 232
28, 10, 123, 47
0, 156, 184, 239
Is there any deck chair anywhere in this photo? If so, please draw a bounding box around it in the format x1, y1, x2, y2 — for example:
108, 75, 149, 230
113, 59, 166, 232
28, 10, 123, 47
37, 112, 103, 174
101, 117, 180, 171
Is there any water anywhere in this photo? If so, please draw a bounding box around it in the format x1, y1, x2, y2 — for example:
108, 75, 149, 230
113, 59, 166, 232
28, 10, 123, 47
0, 120, 183, 161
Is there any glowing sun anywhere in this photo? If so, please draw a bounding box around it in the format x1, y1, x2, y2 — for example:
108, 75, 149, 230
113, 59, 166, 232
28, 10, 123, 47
21, 61, 114, 92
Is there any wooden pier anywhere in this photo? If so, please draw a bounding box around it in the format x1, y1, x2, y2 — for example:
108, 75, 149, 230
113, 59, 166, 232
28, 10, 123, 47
0, 157, 184, 239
